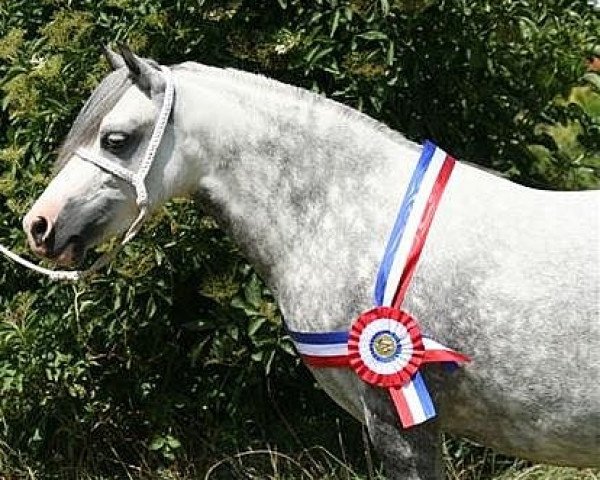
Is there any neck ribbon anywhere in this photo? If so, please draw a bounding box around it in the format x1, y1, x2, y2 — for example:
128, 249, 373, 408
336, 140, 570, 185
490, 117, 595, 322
288, 141, 470, 428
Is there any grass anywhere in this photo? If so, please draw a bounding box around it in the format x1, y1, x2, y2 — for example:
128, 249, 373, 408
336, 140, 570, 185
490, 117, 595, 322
1, 436, 597, 479
197, 449, 599, 480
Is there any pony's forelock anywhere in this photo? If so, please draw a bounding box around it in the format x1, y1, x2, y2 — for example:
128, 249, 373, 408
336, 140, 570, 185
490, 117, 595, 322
55, 68, 133, 172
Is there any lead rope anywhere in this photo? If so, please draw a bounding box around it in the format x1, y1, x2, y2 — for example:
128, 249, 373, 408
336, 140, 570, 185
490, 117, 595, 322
0, 66, 175, 282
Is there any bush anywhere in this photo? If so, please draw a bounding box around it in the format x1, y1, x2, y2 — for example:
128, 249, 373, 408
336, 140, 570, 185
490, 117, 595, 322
0, 0, 598, 477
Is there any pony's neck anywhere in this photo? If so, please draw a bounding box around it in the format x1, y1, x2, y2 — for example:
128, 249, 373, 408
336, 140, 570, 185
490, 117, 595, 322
175, 66, 422, 331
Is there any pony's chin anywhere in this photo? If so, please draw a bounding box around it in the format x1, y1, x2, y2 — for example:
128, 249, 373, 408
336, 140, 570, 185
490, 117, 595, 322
53, 237, 86, 266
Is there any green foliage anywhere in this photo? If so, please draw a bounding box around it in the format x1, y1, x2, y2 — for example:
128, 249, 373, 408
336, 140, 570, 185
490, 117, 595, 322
0, 0, 598, 477
527, 74, 600, 188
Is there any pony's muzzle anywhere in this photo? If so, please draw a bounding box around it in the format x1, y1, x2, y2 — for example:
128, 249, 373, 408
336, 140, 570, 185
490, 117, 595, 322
23, 213, 83, 265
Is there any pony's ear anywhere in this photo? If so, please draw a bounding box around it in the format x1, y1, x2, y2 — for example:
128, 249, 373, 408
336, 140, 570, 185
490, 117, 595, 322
118, 44, 165, 95
103, 46, 125, 70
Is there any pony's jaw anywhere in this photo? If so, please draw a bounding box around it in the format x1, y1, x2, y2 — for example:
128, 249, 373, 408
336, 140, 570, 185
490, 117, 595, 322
49, 237, 86, 266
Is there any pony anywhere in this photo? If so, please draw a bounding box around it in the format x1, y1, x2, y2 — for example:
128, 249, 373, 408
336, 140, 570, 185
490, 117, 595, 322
19, 47, 599, 479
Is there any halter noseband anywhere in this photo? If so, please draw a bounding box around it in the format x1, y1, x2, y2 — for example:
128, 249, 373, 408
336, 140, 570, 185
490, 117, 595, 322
0, 66, 175, 281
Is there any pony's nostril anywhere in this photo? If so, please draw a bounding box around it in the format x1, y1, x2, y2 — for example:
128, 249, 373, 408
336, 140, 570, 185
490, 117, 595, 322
30, 216, 50, 247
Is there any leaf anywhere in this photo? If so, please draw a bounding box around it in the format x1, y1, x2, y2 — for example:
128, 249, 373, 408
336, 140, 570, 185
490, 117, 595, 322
32, 428, 42, 442
358, 31, 388, 41
165, 435, 181, 449
248, 317, 266, 337
280, 341, 297, 356
380, 0, 390, 15
251, 351, 263, 362
330, 9, 340, 38
148, 436, 165, 451
244, 274, 262, 308
309, 46, 334, 65
264, 349, 276, 375
387, 40, 395, 66
231, 296, 259, 316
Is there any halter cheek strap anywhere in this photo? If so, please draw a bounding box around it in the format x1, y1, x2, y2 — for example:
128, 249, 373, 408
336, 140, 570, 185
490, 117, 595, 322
0, 66, 175, 282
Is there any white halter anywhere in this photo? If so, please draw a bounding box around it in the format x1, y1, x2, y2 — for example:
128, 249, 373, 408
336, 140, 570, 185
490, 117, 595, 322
0, 66, 175, 282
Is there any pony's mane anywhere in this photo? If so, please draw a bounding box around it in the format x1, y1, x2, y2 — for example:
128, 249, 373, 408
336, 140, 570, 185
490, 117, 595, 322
174, 62, 419, 153
55, 68, 132, 171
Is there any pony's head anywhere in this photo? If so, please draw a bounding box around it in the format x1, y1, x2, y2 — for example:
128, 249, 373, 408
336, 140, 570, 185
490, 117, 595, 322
22, 47, 194, 266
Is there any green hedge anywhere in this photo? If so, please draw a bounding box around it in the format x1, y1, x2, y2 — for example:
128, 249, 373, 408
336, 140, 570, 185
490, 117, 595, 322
0, 0, 598, 477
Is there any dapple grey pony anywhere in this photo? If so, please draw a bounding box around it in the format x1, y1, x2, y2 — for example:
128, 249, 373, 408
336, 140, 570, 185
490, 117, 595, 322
21, 48, 599, 479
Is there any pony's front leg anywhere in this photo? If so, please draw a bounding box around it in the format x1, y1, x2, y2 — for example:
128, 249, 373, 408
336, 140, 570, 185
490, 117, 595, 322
361, 384, 444, 480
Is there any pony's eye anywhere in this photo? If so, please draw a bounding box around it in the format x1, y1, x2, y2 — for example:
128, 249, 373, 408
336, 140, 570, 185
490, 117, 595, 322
101, 132, 130, 152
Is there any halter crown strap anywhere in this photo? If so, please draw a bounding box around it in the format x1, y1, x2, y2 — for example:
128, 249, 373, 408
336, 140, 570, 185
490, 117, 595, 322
0, 66, 175, 281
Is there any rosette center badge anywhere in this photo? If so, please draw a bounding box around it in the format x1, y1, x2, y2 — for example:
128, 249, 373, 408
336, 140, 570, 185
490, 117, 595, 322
372, 332, 399, 360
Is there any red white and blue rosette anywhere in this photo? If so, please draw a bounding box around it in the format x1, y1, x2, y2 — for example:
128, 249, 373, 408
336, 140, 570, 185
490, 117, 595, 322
348, 307, 423, 388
